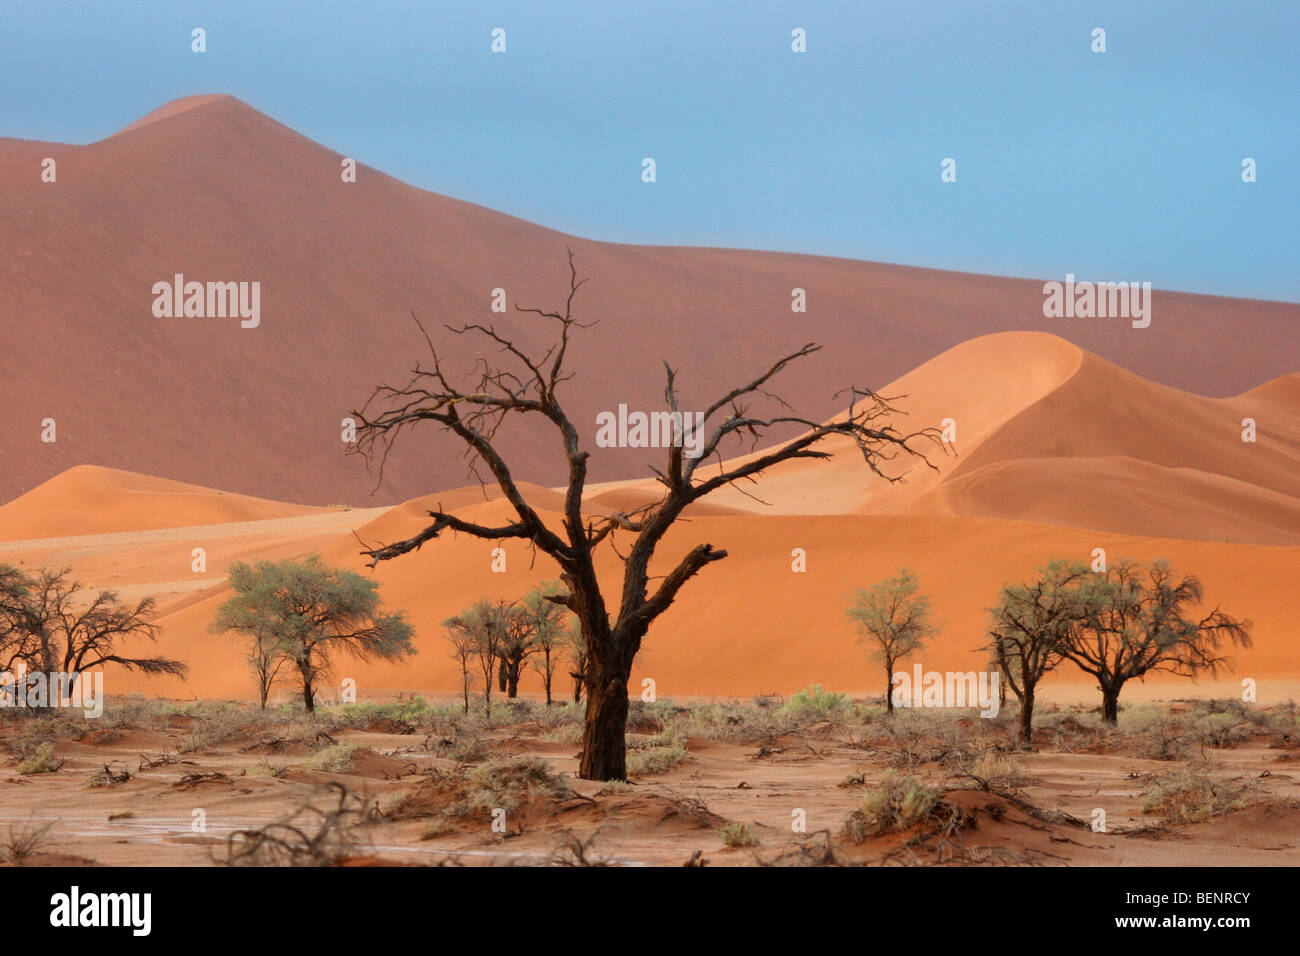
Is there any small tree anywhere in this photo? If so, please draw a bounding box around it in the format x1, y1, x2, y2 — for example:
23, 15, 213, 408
0, 565, 186, 703
245, 627, 289, 710
445, 625, 478, 715
845, 568, 939, 713
521, 580, 570, 706
443, 599, 510, 716
562, 618, 588, 705
496, 604, 535, 699
212, 555, 414, 713
986, 560, 1090, 744
1064, 560, 1252, 724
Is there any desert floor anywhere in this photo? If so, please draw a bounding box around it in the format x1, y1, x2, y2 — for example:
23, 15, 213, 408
2, 695, 1297, 867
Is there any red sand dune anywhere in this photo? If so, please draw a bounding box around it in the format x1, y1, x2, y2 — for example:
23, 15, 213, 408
595, 332, 1300, 545
130, 495, 1300, 701
1, 94, 1296, 508
0, 326, 1294, 700
0, 464, 326, 540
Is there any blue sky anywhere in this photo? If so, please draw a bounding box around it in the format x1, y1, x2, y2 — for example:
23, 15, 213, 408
3, 0, 1296, 301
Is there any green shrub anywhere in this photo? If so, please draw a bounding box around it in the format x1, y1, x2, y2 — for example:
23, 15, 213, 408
844, 772, 941, 840
627, 742, 687, 776
779, 684, 849, 719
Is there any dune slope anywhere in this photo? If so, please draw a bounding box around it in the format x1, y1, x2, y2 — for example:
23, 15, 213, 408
0, 464, 327, 540
1, 95, 1296, 507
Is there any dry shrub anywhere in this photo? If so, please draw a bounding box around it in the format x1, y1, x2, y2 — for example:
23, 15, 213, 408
218, 782, 371, 866
1139, 765, 1252, 825
627, 732, 688, 776
0, 817, 56, 864
949, 750, 1030, 793
303, 742, 368, 773
842, 771, 942, 841
386, 755, 574, 833
17, 741, 61, 774
716, 822, 760, 848
549, 829, 614, 866
456, 755, 571, 817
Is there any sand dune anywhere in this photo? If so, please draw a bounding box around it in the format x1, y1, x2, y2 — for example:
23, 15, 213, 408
0, 470, 1290, 702
0, 321, 1294, 701
110, 495, 1295, 702
585, 331, 1300, 544
0, 464, 328, 540
925, 456, 1300, 546
1, 94, 1296, 507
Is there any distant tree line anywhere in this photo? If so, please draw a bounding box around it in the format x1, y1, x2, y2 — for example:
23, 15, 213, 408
847, 558, 1251, 744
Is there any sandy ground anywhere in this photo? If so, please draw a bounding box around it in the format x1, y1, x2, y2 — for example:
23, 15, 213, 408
2, 698, 1297, 867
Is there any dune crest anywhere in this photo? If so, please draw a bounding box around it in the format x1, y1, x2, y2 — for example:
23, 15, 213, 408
0, 464, 327, 540
648, 331, 1300, 545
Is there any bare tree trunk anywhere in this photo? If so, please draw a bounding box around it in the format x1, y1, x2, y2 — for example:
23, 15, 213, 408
884, 659, 895, 713
1101, 682, 1121, 724
1018, 690, 1035, 745
579, 666, 630, 780
299, 662, 315, 713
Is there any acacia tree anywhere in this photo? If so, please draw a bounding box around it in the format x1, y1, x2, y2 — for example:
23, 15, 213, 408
244, 627, 289, 710
445, 623, 478, 715
0, 565, 186, 703
496, 604, 535, 699
563, 618, 588, 705
1064, 560, 1252, 724
443, 599, 510, 715
0, 565, 35, 677
845, 568, 939, 713
522, 580, 570, 706
352, 255, 941, 780
212, 555, 414, 712
986, 560, 1091, 745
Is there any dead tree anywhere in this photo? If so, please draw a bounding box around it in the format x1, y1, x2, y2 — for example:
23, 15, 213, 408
0, 565, 186, 703
352, 254, 942, 780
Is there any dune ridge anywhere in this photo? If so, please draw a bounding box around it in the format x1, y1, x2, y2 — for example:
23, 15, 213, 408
1, 94, 1296, 507
0, 464, 328, 540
